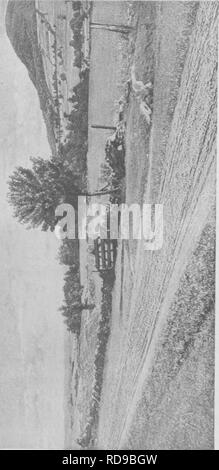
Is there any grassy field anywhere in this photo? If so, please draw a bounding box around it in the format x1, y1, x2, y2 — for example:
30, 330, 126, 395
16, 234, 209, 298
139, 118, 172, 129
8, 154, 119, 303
61, 0, 216, 450
96, 1, 217, 450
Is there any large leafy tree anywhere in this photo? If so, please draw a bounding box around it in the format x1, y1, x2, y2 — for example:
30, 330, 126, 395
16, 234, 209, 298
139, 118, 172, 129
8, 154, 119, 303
8, 156, 117, 232
7, 156, 80, 231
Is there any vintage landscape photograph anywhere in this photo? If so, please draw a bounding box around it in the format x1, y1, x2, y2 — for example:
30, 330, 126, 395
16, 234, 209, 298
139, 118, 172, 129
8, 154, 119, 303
0, 0, 217, 449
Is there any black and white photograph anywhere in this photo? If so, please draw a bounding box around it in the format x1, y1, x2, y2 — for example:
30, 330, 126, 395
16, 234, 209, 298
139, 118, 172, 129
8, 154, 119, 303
0, 0, 217, 454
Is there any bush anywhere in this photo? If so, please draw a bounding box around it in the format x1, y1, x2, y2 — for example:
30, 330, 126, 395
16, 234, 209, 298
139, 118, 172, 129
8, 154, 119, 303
60, 262, 83, 335
100, 122, 126, 204
58, 239, 79, 266
69, 1, 87, 69
58, 68, 89, 186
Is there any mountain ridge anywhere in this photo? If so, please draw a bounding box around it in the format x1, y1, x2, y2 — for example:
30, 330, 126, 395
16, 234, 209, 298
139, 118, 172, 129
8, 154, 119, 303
5, 0, 57, 156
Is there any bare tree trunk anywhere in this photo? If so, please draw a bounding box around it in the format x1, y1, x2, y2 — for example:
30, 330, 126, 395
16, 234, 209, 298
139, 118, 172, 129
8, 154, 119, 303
79, 187, 119, 197
91, 125, 116, 131
90, 22, 132, 34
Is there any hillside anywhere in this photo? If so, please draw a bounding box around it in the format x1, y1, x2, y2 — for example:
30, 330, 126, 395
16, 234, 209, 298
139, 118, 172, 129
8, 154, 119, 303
5, 0, 57, 155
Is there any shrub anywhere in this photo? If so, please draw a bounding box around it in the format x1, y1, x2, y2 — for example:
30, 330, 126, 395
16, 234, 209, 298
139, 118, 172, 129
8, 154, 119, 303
69, 1, 87, 69
100, 122, 126, 204
58, 239, 79, 266
59, 68, 89, 185
60, 263, 83, 335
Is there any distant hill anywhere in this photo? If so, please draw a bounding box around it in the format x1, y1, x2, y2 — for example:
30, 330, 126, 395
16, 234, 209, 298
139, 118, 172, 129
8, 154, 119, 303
5, 0, 57, 156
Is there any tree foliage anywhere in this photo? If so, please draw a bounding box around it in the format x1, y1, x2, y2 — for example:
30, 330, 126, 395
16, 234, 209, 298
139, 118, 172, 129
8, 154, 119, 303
7, 156, 80, 231
58, 239, 79, 266
60, 264, 83, 334
69, 1, 87, 69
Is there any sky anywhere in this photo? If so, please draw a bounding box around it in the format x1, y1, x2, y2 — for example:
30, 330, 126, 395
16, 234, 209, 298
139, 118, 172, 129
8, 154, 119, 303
0, 0, 65, 448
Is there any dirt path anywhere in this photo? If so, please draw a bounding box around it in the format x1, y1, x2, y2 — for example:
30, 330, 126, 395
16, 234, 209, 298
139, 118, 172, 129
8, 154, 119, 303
97, 1, 217, 449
